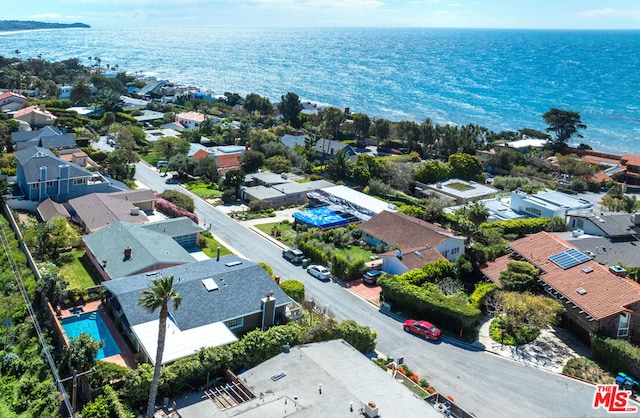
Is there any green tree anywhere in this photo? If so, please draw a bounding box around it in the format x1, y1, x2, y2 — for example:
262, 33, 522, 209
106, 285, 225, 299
35, 217, 78, 262
244, 93, 272, 115
153, 136, 190, 161
489, 291, 563, 341
326, 148, 352, 181
138, 275, 182, 418
351, 113, 371, 146
264, 155, 292, 174
70, 81, 92, 105
223, 169, 247, 196
278, 92, 302, 127
66, 332, 103, 374
317, 107, 344, 140
280, 280, 305, 303
372, 118, 390, 142
37, 268, 68, 307
543, 108, 587, 151
160, 190, 195, 212
168, 154, 195, 176
239, 150, 265, 173
105, 148, 136, 181
447, 153, 484, 181
499, 261, 539, 291
414, 160, 451, 184
197, 156, 219, 184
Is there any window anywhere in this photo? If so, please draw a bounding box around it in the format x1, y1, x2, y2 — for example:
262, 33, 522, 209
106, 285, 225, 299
32, 183, 39, 189
46, 181, 54, 187
73, 178, 85, 185
618, 312, 630, 337
525, 207, 542, 216
451, 247, 460, 255
224, 317, 243, 329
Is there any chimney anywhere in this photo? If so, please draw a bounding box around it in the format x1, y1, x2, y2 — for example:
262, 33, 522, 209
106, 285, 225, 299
124, 246, 132, 259
396, 249, 402, 260
364, 401, 379, 417
261, 291, 276, 331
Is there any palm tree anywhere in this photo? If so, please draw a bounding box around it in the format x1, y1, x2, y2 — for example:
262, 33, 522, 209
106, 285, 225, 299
138, 275, 182, 418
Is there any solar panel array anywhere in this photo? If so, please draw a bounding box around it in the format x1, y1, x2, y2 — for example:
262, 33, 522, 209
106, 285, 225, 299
548, 248, 591, 270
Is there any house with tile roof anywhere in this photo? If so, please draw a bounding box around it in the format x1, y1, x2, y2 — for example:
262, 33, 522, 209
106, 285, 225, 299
359, 211, 465, 262
102, 256, 295, 365
0, 91, 27, 112
68, 189, 156, 233
621, 154, 640, 185
175, 111, 210, 130
480, 231, 640, 343
214, 152, 242, 175
83, 218, 203, 281
14, 146, 125, 202
11, 105, 56, 128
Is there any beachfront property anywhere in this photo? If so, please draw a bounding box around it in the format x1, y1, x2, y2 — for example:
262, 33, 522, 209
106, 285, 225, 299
101, 256, 295, 366
13, 146, 126, 203
415, 178, 498, 205
83, 218, 203, 281
359, 211, 466, 262
481, 231, 640, 344
509, 190, 592, 219
313, 138, 357, 160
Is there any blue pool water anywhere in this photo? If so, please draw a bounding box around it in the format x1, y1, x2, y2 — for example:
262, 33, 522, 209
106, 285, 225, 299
61, 312, 121, 360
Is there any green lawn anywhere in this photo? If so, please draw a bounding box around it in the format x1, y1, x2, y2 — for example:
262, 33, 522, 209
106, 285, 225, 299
334, 245, 376, 263
200, 233, 234, 258
59, 249, 101, 289
138, 151, 164, 166
255, 222, 297, 248
186, 181, 223, 200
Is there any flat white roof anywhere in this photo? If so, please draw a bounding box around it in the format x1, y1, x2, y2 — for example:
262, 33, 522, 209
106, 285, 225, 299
321, 185, 396, 214
132, 319, 238, 365
427, 179, 497, 199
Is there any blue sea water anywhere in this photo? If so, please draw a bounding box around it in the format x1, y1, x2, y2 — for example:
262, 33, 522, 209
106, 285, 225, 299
2, 27, 639, 154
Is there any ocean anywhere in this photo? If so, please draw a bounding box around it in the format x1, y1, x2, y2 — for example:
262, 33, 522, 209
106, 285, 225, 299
2, 27, 639, 154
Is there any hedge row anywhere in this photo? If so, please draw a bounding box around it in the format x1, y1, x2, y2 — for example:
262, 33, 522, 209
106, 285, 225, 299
298, 241, 328, 265
590, 333, 640, 378
378, 274, 482, 333
330, 253, 365, 281
479, 217, 550, 237
121, 321, 376, 408
155, 197, 199, 224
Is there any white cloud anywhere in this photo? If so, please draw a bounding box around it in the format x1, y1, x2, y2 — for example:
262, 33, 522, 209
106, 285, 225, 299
29, 13, 62, 19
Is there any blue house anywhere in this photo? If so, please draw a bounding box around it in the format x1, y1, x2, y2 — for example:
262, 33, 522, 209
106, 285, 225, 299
14, 146, 127, 202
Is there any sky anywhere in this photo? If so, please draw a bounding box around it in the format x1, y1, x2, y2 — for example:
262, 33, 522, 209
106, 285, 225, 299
4, 0, 640, 29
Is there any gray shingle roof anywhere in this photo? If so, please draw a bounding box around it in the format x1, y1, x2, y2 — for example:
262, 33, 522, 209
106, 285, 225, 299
140, 217, 204, 237
102, 256, 292, 330
11, 126, 62, 143
83, 220, 196, 279
15, 146, 92, 183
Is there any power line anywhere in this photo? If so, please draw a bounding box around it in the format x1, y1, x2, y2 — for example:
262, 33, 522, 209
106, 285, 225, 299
0, 223, 74, 417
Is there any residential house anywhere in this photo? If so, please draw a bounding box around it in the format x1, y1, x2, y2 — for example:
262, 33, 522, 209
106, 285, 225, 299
102, 256, 295, 365
83, 218, 202, 281
242, 180, 334, 209
138, 80, 167, 98
359, 211, 466, 262
621, 154, 640, 185
58, 85, 72, 99
380, 245, 447, 275
480, 231, 640, 343
313, 138, 356, 160
415, 178, 498, 205
11, 126, 77, 151
175, 111, 210, 130
68, 189, 156, 233
14, 146, 124, 202
58, 149, 91, 167
510, 190, 592, 219
36, 198, 70, 222
187, 339, 445, 418
11, 105, 56, 128
0, 91, 27, 112
213, 152, 243, 176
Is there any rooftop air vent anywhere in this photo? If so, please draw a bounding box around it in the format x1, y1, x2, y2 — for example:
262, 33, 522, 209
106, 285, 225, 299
582, 266, 594, 274
576, 287, 587, 295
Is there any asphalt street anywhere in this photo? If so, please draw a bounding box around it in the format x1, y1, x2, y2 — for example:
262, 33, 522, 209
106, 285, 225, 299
135, 162, 615, 417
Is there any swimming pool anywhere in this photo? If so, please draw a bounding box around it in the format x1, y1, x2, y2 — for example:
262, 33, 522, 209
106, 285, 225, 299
61, 312, 121, 360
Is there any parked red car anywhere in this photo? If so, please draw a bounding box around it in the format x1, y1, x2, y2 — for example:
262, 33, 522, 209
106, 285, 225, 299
403, 319, 441, 340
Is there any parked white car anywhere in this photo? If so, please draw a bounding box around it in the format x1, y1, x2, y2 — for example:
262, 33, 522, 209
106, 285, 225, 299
307, 265, 331, 281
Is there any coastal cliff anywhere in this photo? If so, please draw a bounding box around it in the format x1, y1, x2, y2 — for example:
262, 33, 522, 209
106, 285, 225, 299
0, 20, 90, 32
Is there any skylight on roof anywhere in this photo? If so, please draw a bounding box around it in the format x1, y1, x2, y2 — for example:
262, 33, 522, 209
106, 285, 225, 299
202, 278, 218, 292
225, 261, 242, 267
548, 248, 591, 270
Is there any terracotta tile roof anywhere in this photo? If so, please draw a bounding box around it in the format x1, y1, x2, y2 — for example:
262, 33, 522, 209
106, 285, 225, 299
483, 231, 640, 321
0, 91, 27, 101
381, 245, 445, 270
12, 105, 37, 118
621, 154, 640, 168
359, 211, 458, 249
176, 111, 207, 123
191, 149, 211, 160
215, 153, 241, 170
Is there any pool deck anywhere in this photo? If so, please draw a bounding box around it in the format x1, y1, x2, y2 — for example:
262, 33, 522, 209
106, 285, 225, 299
60, 302, 137, 369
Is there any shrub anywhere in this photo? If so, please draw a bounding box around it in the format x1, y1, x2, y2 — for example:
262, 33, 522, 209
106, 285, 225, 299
249, 199, 273, 212
468, 283, 498, 311
155, 196, 199, 224
590, 333, 640, 378
160, 189, 195, 212
280, 279, 305, 303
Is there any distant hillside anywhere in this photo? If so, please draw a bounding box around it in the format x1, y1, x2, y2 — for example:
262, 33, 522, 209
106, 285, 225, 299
0, 20, 90, 32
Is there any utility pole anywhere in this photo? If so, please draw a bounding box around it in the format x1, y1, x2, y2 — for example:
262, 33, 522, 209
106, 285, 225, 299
58, 367, 96, 415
